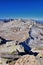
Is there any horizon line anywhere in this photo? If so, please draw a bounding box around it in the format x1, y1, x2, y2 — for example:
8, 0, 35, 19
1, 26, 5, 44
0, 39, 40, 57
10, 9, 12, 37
0, 17, 43, 20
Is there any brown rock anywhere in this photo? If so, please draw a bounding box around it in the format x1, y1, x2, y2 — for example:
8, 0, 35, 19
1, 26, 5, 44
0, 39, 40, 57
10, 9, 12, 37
14, 55, 39, 65
37, 52, 43, 58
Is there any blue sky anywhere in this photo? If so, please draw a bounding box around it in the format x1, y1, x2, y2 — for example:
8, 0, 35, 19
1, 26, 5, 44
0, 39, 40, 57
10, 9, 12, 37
0, 0, 43, 19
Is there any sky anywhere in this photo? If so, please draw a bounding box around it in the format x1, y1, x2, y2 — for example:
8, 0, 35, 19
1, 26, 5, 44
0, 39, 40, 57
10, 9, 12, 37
0, 0, 43, 19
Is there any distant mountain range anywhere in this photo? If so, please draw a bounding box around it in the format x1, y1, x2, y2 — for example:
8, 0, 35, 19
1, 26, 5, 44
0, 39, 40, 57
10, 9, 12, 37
36, 20, 43, 24
0, 19, 14, 22
0, 19, 43, 24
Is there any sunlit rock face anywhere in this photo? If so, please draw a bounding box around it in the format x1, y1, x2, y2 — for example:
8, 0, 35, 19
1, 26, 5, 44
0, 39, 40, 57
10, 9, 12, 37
28, 22, 43, 52
14, 55, 40, 65
0, 19, 43, 65
0, 19, 43, 52
0, 19, 31, 42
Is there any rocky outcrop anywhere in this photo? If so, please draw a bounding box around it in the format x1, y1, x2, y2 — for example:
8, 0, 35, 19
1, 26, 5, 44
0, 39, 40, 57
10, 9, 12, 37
14, 55, 40, 65
0, 19, 30, 42
28, 22, 43, 53
0, 19, 43, 65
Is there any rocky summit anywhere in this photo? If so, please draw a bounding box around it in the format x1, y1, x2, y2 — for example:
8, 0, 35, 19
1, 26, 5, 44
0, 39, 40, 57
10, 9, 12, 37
0, 19, 43, 65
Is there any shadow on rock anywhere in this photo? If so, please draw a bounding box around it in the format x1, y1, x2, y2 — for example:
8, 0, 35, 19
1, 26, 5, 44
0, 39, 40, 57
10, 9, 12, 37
0, 36, 12, 45
19, 38, 38, 56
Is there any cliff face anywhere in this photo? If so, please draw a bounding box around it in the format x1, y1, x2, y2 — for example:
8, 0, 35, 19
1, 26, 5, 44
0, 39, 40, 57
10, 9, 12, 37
0, 19, 43, 65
